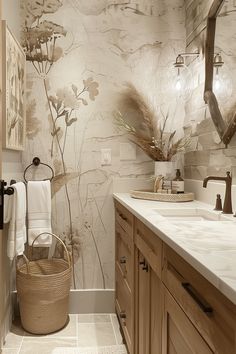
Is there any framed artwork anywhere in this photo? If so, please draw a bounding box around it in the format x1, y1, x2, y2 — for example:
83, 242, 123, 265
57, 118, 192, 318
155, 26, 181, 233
2, 21, 26, 150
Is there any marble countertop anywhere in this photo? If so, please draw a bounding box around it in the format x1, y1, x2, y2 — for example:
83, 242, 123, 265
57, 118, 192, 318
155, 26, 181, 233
113, 193, 236, 305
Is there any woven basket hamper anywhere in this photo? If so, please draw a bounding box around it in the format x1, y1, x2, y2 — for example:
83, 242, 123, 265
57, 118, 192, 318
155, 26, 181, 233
16, 233, 71, 335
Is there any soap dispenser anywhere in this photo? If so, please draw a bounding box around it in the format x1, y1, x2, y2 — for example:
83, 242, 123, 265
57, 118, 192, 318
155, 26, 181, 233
172, 169, 184, 194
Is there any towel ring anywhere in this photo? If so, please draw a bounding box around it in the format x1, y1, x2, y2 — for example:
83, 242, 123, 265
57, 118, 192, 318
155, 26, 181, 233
24, 157, 55, 183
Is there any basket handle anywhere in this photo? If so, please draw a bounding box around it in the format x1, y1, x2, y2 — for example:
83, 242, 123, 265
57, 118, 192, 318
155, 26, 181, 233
17, 253, 30, 273
31, 232, 71, 268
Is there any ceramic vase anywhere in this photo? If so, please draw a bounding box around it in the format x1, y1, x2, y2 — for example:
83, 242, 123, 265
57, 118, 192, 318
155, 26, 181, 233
154, 161, 175, 178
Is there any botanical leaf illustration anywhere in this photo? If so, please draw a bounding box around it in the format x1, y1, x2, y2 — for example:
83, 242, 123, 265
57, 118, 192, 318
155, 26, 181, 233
25, 0, 63, 25
72, 84, 78, 96
66, 117, 77, 126
51, 172, 79, 196
26, 99, 42, 139
51, 127, 61, 136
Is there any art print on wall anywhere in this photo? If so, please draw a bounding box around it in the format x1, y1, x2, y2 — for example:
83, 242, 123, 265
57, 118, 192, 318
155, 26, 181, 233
2, 21, 26, 150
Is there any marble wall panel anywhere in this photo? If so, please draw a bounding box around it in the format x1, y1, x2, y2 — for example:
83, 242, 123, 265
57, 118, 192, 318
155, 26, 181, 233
21, 0, 186, 288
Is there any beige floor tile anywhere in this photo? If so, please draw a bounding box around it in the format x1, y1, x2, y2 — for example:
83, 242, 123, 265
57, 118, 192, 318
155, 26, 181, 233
23, 315, 77, 338
3, 318, 24, 349
110, 314, 123, 345
19, 338, 77, 354
77, 314, 111, 324
1, 349, 19, 354
77, 323, 116, 347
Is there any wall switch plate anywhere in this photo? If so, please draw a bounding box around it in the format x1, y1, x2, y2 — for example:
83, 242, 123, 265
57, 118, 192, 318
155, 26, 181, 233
120, 143, 136, 161
101, 148, 112, 166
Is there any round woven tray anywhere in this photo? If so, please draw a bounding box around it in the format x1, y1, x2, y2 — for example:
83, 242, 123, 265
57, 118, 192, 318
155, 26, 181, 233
130, 190, 194, 202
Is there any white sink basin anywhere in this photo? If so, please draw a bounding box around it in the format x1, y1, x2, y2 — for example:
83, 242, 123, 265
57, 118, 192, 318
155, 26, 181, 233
153, 208, 231, 222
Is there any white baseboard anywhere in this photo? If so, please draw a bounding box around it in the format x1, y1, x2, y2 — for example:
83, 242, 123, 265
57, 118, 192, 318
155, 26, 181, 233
14, 289, 115, 314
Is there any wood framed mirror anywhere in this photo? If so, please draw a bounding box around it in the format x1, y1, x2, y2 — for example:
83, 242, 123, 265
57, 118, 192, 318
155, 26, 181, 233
204, 0, 236, 147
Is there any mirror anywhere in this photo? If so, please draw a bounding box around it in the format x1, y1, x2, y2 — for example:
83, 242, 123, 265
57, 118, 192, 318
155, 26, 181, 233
204, 0, 236, 146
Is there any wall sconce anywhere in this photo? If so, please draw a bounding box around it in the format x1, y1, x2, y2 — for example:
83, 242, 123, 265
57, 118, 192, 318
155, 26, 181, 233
173, 52, 199, 101
213, 53, 232, 101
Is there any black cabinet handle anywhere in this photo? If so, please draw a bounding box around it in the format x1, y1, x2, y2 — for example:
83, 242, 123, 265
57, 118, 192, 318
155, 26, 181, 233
119, 256, 126, 264
120, 311, 126, 319
182, 282, 213, 315
119, 212, 127, 222
139, 259, 149, 272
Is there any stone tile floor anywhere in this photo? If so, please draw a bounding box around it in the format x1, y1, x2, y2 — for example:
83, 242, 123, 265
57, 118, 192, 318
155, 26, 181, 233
1, 314, 125, 354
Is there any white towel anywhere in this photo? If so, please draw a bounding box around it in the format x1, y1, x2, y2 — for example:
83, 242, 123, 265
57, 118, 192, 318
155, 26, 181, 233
7, 182, 27, 260
27, 180, 52, 247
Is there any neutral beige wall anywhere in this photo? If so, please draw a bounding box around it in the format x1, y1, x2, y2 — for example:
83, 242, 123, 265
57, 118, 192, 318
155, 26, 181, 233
0, 0, 22, 348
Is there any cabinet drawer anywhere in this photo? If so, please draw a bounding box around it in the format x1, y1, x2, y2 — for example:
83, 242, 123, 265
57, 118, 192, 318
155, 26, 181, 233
116, 264, 132, 353
134, 219, 162, 278
162, 245, 236, 353
163, 287, 213, 354
115, 201, 133, 238
116, 222, 133, 291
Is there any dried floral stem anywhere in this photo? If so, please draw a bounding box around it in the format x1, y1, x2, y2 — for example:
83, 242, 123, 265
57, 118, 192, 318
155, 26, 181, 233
43, 78, 76, 289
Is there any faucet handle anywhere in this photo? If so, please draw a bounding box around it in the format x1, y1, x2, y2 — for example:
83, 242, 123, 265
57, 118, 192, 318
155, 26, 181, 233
214, 194, 223, 211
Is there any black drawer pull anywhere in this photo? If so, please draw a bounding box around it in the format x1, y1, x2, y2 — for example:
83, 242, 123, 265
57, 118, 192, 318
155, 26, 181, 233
120, 256, 126, 264
120, 311, 126, 319
119, 213, 127, 222
182, 282, 213, 315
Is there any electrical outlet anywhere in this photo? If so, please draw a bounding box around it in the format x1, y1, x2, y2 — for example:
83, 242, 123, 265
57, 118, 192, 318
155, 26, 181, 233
101, 148, 112, 166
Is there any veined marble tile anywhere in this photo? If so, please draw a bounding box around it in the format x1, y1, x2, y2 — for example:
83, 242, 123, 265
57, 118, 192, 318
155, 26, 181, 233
77, 323, 116, 347
19, 338, 77, 354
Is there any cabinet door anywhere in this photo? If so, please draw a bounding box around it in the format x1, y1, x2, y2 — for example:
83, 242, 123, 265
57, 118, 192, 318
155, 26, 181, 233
150, 268, 161, 354
162, 288, 213, 354
137, 251, 150, 354
136, 250, 162, 354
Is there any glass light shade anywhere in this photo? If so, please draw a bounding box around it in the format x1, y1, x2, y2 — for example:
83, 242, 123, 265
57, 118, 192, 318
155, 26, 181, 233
172, 64, 193, 101
213, 65, 233, 101
161, 58, 193, 102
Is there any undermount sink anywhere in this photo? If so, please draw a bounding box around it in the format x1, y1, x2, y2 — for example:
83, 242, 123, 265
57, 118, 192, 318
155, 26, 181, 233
153, 208, 231, 222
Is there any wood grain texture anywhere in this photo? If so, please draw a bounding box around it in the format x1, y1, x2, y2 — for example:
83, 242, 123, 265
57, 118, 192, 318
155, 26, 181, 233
162, 288, 213, 354
115, 202, 135, 354
162, 244, 236, 353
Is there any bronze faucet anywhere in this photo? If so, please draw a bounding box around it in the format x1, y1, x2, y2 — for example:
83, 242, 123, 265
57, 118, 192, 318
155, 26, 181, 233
203, 171, 233, 214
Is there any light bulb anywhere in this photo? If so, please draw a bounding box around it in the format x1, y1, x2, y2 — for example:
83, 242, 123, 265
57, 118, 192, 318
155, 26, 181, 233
213, 65, 232, 101
175, 76, 182, 91
173, 65, 193, 101
213, 72, 221, 92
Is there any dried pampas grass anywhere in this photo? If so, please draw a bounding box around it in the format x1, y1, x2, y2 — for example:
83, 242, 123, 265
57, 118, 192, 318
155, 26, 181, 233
115, 83, 189, 161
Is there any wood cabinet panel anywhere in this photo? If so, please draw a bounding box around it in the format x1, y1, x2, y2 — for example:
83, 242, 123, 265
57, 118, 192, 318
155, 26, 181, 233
162, 245, 236, 353
136, 251, 150, 354
135, 249, 162, 354
115, 222, 132, 291
116, 263, 132, 353
150, 267, 162, 354
115, 201, 133, 238
135, 219, 162, 278
162, 288, 213, 354
114, 200, 236, 354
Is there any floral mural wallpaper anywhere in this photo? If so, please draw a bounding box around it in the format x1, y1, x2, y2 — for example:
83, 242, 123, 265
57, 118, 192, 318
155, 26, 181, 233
21, 0, 185, 289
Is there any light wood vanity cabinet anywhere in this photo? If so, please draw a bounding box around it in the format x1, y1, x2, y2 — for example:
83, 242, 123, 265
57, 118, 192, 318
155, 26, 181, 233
115, 201, 134, 354
162, 287, 213, 354
114, 201, 236, 354
162, 245, 236, 354
134, 219, 162, 354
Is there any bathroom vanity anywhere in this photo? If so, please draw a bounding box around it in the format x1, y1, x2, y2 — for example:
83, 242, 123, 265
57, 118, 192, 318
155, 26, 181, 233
114, 193, 236, 354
